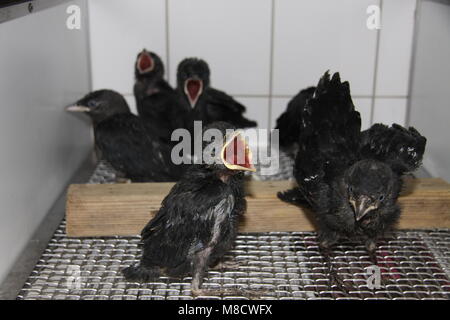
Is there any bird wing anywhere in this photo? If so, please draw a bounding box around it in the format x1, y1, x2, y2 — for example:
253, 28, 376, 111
294, 72, 361, 206
140, 179, 234, 267
95, 113, 180, 181
200, 88, 257, 128
275, 87, 315, 148
360, 123, 427, 175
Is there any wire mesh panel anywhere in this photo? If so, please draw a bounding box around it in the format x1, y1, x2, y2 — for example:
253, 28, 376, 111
17, 152, 450, 300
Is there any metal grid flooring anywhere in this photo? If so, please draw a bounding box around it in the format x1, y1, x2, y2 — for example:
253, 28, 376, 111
17, 152, 450, 300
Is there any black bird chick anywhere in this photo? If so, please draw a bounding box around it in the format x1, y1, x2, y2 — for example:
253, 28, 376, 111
278, 71, 426, 289
67, 89, 183, 182
134, 49, 189, 143
275, 86, 315, 153
123, 122, 256, 296
176, 58, 257, 130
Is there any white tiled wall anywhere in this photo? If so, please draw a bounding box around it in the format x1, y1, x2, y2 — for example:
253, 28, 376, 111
273, 0, 379, 97
89, 0, 167, 96
88, 0, 416, 129
168, 0, 272, 95
375, 0, 416, 97
407, 1, 450, 181
373, 98, 407, 125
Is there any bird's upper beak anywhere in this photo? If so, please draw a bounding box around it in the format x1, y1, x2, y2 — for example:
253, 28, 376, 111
184, 77, 203, 108
66, 104, 90, 113
221, 131, 256, 172
137, 49, 154, 74
350, 196, 376, 221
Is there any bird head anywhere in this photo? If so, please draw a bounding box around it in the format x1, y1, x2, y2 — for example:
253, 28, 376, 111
177, 58, 210, 108
201, 122, 256, 174
66, 90, 130, 124
345, 159, 395, 222
134, 49, 164, 79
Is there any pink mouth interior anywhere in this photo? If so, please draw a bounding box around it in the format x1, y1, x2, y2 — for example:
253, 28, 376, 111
185, 79, 202, 105
138, 53, 153, 72
224, 136, 252, 169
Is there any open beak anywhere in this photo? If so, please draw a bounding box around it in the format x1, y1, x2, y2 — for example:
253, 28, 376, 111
221, 131, 256, 172
184, 78, 203, 108
350, 197, 376, 221
66, 105, 90, 113
137, 50, 154, 74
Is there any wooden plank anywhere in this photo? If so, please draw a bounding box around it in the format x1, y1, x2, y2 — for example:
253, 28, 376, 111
66, 178, 450, 237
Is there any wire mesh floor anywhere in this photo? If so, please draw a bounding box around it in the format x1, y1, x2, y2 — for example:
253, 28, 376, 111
17, 151, 450, 300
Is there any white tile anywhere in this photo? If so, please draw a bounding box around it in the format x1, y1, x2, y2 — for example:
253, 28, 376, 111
270, 97, 291, 129
88, 0, 166, 94
353, 98, 373, 130
234, 97, 270, 130
273, 0, 379, 96
373, 98, 407, 126
168, 0, 272, 95
376, 0, 416, 96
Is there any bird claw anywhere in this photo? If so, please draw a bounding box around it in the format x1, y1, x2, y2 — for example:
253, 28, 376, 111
329, 269, 351, 293
192, 287, 268, 299
210, 260, 241, 270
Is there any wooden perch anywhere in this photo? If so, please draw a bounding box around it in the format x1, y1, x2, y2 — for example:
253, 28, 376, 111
66, 178, 450, 237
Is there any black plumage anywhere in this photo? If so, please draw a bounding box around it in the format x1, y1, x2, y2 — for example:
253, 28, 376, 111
275, 86, 315, 151
67, 89, 183, 182
176, 58, 257, 130
123, 122, 256, 295
278, 71, 426, 288
134, 49, 189, 143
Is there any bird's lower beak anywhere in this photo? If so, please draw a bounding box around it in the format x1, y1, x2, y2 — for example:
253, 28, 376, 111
350, 198, 375, 221
184, 78, 203, 108
221, 131, 256, 172
66, 105, 90, 113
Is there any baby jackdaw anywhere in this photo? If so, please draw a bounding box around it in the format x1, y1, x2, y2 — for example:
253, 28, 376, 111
123, 122, 256, 296
176, 58, 257, 130
278, 71, 426, 288
67, 89, 183, 182
134, 49, 189, 144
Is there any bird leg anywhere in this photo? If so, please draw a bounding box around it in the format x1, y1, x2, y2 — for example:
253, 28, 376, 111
191, 247, 212, 297
191, 249, 267, 299
366, 239, 378, 265
365, 239, 386, 290
319, 241, 349, 293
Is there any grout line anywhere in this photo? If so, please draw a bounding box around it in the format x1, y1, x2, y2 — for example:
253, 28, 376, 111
84, 0, 93, 92
267, 94, 408, 99
267, 0, 275, 129
370, 0, 383, 125
364, 95, 409, 99
120, 92, 407, 100
405, 0, 421, 127
165, 0, 171, 84
84, 0, 95, 146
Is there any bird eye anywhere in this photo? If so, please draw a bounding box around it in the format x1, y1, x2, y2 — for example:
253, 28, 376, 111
379, 195, 385, 201
87, 100, 98, 108
348, 186, 353, 193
